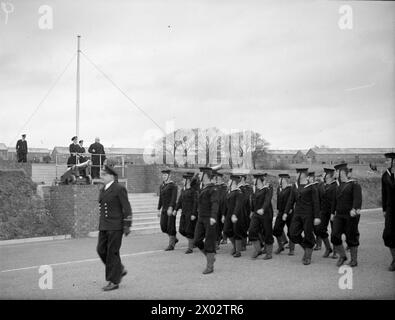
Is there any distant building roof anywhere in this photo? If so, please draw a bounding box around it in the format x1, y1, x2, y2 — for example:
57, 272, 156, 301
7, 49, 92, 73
105, 147, 145, 155
28, 148, 51, 154
267, 150, 301, 155
5, 146, 50, 154
52, 146, 70, 154
0, 143, 7, 150
308, 147, 395, 155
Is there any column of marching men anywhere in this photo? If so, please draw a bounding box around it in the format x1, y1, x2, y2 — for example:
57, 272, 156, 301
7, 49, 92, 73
157, 152, 395, 275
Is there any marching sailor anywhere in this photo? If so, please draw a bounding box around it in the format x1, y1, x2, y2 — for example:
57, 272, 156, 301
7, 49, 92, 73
330, 163, 362, 267
314, 168, 337, 258
273, 173, 295, 255
223, 174, 246, 258
193, 167, 219, 274
381, 152, 395, 271
213, 170, 228, 250
248, 172, 274, 260
176, 172, 198, 254
285, 168, 321, 265
309, 171, 324, 251
157, 168, 179, 251
239, 174, 253, 250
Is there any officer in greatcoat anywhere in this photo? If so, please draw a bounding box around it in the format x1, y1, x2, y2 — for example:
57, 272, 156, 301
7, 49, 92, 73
382, 152, 395, 271
88, 137, 106, 179
96, 165, 132, 291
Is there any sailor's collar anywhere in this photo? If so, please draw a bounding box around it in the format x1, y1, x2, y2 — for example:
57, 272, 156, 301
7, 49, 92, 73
304, 181, 318, 189
345, 179, 356, 184
202, 183, 215, 190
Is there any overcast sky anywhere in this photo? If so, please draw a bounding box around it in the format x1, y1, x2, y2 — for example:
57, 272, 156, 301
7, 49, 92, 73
0, 0, 394, 151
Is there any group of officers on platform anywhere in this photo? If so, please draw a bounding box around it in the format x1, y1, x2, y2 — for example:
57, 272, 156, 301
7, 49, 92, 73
157, 153, 395, 275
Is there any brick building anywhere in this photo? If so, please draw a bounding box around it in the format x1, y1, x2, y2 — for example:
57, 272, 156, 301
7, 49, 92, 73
0, 143, 7, 160
305, 147, 395, 165
5, 146, 51, 163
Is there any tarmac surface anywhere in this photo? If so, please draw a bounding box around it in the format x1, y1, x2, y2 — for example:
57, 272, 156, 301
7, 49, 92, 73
1, 209, 394, 299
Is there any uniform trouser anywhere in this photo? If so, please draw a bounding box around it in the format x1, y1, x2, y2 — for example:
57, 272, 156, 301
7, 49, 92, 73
245, 213, 251, 237
383, 209, 395, 248
179, 214, 197, 239
17, 153, 27, 163
248, 212, 274, 244
91, 165, 100, 179
97, 230, 124, 284
193, 217, 217, 253
331, 214, 360, 247
223, 215, 247, 240
160, 210, 177, 236
273, 212, 293, 238
289, 214, 316, 249
216, 212, 224, 242
314, 211, 331, 239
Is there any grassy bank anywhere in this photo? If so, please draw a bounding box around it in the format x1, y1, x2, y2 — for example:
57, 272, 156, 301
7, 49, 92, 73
0, 170, 65, 240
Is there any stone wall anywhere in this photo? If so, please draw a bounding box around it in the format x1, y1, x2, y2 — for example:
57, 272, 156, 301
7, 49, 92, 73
49, 185, 100, 237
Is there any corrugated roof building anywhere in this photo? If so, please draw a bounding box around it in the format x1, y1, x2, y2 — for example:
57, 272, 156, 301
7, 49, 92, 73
305, 147, 395, 165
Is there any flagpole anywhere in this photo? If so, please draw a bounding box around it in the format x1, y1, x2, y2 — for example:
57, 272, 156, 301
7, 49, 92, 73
76, 35, 81, 137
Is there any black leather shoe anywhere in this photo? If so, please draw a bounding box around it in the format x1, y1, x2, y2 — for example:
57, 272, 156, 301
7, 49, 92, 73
120, 269, 127, 282
102, 282, 119, 291
336, 256, 347, 267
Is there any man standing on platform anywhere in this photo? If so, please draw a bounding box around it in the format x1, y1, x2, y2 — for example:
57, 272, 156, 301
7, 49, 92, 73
67, 136, 80, 168
97, 165, 132, 291
88, 137, 106, 179
16, 134, 28, 163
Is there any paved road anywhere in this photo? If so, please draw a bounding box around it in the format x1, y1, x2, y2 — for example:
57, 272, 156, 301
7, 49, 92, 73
1, 209, 394, 299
